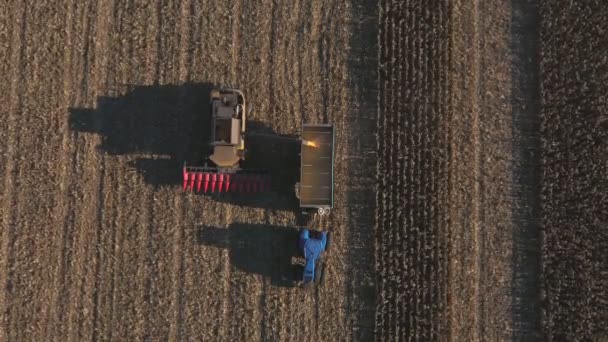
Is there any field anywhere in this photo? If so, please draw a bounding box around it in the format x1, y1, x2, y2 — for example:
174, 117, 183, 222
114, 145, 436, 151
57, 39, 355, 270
0, 1, 377, 340
539, 1, 608, 340
0, 0, 607, 341
375, 0, 451, 340
375, 0, 543, 339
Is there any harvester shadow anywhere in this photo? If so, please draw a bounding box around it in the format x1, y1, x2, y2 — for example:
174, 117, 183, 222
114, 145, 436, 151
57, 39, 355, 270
197, 223, 302, 288
68, 83, 300, 210
69, 82, 213, 185
69, 83, 212, 161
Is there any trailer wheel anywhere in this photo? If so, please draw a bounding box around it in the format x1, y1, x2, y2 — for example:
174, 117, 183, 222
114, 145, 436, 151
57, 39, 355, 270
317, 207, 330, 216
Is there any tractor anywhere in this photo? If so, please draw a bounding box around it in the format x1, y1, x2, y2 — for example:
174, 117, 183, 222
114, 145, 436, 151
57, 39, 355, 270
298, 228, 331, 285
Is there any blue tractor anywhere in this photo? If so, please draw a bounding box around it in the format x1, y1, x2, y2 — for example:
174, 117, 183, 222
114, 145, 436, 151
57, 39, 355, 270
298, 228, 331, 285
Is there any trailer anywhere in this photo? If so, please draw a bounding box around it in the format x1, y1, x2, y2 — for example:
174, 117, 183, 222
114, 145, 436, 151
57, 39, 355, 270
297, 124, 334, 215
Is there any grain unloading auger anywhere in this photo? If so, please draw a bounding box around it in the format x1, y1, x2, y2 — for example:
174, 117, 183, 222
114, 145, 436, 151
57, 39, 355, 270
182, 88, 270, 194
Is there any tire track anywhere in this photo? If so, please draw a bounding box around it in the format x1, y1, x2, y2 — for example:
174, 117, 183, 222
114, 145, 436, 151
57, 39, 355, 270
56, 5, 98, 338
135, 3, 159, 338
402, 2, 414, 338
106, 1, 135, 340
0, 2, 27, 340
88, 0, 114, 340
67, 2, 103, 339
114, 2, 156, 338
317, 0, 358, 336
318, 0, 345, 334
412, 4, 424, 336
174, 5, 213, 340
449, 0, 483, 339
439, 2, 452, 337
426, 6, 439, 336
230, 0, 242, 84
222, 209, 234, 341
375, 0, 389, 338
175, 3, 222, 340
45, 0, 74, 337
7, 2, 87, 340
168, 195, 186, 341
470, 2, 482, 338
143, 2, 192, 340
166, 79, 200, 339
95, 5, 126, 341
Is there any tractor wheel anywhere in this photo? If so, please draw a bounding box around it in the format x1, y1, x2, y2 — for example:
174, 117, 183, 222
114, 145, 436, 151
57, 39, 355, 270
325, 232, 331, 253
315, 261, 325, 284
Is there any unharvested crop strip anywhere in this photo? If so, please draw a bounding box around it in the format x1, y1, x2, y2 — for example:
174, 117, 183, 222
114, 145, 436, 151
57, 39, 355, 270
538, 1, 608, 339
375, 0, 451, 340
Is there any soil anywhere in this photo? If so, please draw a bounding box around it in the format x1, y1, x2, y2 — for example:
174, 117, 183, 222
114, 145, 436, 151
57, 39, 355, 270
0, 1, 376, 340
538, 1, 608, 340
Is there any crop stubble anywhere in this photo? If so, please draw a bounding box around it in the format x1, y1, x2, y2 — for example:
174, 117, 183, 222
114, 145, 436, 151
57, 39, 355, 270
0, 0, 376, 341
539, 1, 608, 340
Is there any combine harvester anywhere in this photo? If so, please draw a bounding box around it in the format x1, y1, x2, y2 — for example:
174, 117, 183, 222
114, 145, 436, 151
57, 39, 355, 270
182, 88, 335, 216
182, 88, 270, 194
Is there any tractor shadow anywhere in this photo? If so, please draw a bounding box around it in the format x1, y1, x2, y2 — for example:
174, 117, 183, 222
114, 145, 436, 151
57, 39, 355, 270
197, 223, 303, 287
68, 83, 300, 210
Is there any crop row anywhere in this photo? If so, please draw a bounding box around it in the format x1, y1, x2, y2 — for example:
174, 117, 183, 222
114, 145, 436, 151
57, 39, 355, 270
375, 0, 452, 340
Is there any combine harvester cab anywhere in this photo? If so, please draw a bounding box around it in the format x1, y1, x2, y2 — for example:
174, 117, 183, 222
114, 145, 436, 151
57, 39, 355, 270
297, 124, 335, 216
182, 88, 270, 194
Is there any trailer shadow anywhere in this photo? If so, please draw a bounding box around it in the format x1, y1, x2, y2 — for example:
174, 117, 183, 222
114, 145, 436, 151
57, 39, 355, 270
197, 223, 302, 287
68, 82, 300, 210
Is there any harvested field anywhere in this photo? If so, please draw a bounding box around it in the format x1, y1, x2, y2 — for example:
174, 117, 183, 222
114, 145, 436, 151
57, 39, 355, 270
539, 1, 608, 340
0, 0, 376, 340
